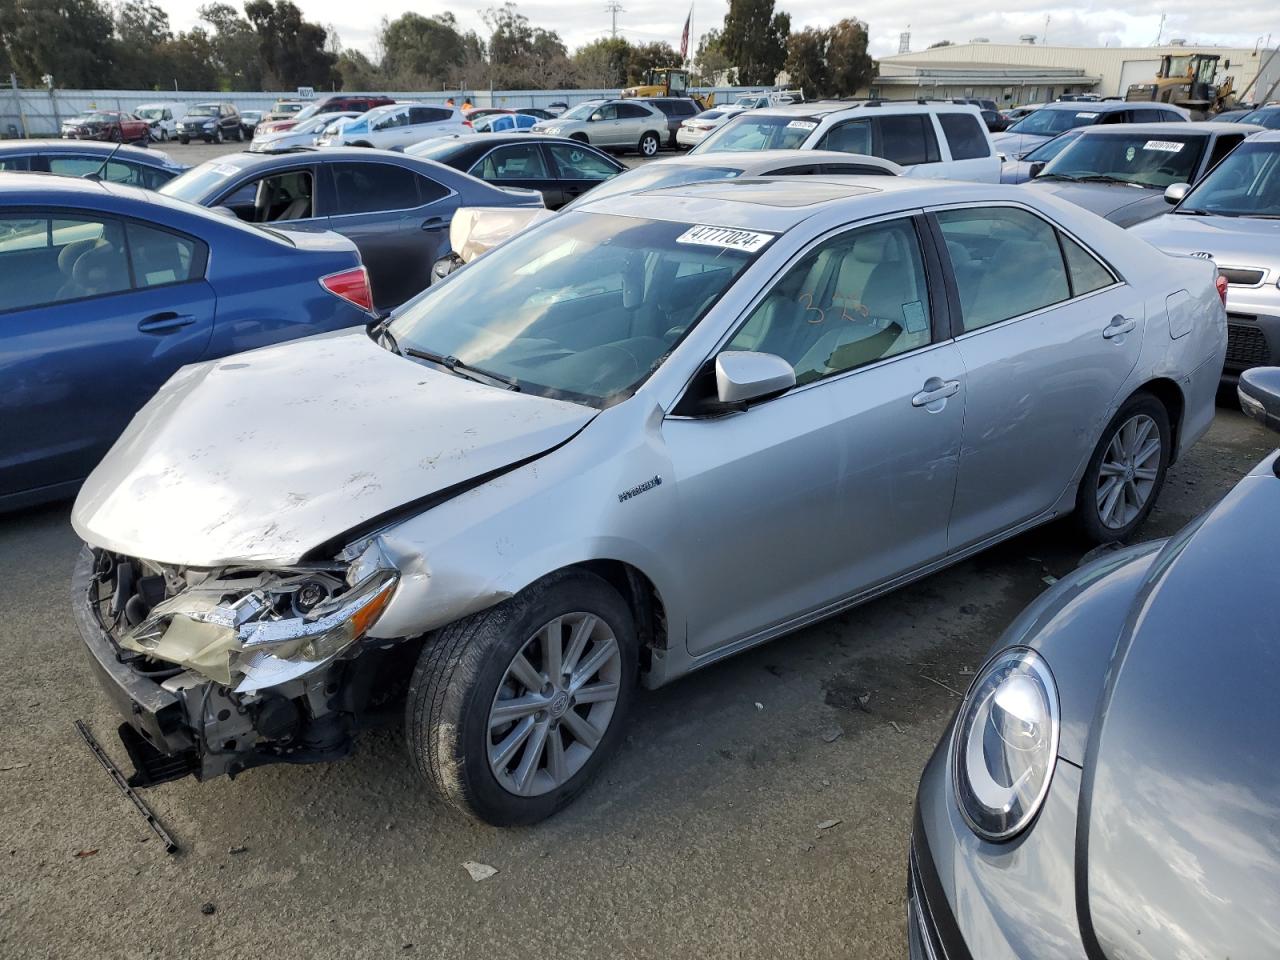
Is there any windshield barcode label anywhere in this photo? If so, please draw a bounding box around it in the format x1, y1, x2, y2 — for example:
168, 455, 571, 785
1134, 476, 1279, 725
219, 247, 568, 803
1142, 140, 1184, 152
786, 120, 818, 130
677, 225, 775, 253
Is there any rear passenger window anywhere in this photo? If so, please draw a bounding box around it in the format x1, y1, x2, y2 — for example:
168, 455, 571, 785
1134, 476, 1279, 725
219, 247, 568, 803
0, 155, 31, 171
936, 207, 1070, 331
724, 218, 933, 384
938, 114, 991, 160
0, 215, 129, 311
1060, 234, 1115, 295
126, 222, 202, 288
618, 104, 651, 119
877, 115, 941, 166
817, 119, 871, 155
332, 162, 421, 213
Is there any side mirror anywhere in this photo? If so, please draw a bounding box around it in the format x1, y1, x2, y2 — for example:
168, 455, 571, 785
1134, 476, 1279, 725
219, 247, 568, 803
1028, 161, 1046, 179
715, 351, 796, 406
1238, 367, 1280, 432
589, 112, 604, 122
1164, 182, 1190, 205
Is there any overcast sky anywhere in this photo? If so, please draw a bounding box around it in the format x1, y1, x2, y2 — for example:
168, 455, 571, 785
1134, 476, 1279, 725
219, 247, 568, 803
158, 0, 1278, 63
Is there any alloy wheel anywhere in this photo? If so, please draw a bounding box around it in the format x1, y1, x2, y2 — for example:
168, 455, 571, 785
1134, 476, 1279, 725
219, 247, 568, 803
487, 612, 621, 797
1095, 413, 1161, 529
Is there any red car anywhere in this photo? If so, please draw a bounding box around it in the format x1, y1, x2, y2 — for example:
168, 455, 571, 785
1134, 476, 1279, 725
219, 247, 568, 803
253, 95, 396, 136
60, 111, 151, 143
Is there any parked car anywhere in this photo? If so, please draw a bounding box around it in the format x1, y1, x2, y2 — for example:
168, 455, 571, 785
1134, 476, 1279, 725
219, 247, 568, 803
408, 133, 625, 208
317, 103, 469, 149
1214, 107, 1261, 122
61, 110, 151, 144
134, 102, 185, 142
1000, 128, 1086, 183
692, 101, 1001, 182
177, 103, 243, 144
1237, 105, 1280, 129
71, 177, 1221, 825
1130, 130, 1280, 383
471, 112, 539, 133
239, 109, 263, 136
159, 148, 543, 311
516, 108, 556, 121
1026, 121, 1260, 226
675, 106, 747, 149
909, 363, 1280, 960
265, 98, 307, 121
979, 109, 1009, 132
430, 148, 902, 279
992, 100, 1189, 161
1002, 103, 1043, 122
530, 99, 670, 157
0, 140, 187, 189
637, 96, 702, 147
0, 173, 372, 511
249, 112, 360, 153
255, 95, 396, 137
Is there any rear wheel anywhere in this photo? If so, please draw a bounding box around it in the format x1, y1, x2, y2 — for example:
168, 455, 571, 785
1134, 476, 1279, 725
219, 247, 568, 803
638, 131, 660, 157
214, 126, 223, 144
1075, 392, 1170, 543
405, 570, 637, 825
235, 125, 244, 142
178, 136, 189, 145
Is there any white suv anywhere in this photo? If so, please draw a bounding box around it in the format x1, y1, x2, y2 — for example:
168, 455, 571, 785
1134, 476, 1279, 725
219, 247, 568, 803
318, 103, 469, 150
691, 100, 1000, 182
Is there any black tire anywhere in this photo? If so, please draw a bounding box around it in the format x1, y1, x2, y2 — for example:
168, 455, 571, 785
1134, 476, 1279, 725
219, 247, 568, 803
352, 140, 374, 148
179, 136, 189, 145
570, 132, 589, 144
235, 125, 244, 142
1074, 391, 1171, 544
637, 131, 660, 157
406, 569, 638, 826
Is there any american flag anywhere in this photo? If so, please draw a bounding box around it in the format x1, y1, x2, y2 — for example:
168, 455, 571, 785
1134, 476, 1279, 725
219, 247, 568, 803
679, 8, 692, 59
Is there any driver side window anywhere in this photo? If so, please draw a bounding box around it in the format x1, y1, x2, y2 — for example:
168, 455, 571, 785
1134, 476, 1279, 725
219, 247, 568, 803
725, 218, 934, 385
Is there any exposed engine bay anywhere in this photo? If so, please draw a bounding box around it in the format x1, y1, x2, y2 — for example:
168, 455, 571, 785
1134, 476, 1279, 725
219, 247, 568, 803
79, 547, 415, 786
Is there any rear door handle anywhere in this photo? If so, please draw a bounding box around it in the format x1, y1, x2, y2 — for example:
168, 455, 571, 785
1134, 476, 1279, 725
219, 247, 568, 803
911, 377, 961, 408
138, 312, 196, 333
420, 217, 448, 231
1103, 315, 1137, 339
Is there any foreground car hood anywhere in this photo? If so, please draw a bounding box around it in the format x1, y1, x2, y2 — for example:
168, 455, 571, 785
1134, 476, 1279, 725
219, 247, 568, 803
73, 330, 595, 567
1027, 181, 1164, 226
1130, 213, 1280, 271
1083, 455, 1280, 959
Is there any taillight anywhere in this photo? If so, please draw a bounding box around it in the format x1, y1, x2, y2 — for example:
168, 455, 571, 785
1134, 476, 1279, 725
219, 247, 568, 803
321, 266, 374, 314
1215, 273, 1229, 305
463, 120, 472, 128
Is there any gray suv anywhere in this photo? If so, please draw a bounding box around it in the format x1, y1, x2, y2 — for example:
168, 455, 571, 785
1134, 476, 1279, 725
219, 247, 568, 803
531, 99, 668, 156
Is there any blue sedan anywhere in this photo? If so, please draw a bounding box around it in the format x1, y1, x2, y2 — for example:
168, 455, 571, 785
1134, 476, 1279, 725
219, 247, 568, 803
0, 174, 373, 510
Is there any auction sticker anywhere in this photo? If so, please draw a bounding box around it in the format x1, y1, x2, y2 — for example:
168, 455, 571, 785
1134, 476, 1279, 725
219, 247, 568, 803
677, 225, 775, 253
1076, 112, 1100, 119
786, 120, 818, 130
212, 163, 241, 176
1142, 140, 1184, 153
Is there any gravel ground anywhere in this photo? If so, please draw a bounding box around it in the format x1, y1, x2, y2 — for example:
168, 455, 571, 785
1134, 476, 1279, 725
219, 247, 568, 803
1, 397, 1271, 960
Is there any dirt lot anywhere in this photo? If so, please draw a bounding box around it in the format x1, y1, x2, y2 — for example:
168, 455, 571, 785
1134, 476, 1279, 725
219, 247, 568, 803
1, 398, 1271, 960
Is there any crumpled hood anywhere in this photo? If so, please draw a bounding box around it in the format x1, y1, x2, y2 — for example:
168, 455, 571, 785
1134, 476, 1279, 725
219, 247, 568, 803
1027, 180, 1165, 226
73, 330, 595, 567
1130, 213, 1280, 273
1083, 455, 1280, 959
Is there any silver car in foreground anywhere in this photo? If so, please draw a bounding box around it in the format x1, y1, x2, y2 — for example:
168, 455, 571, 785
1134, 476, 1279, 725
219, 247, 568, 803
72, 177, 1225, 825
1131, 130, 1280, 383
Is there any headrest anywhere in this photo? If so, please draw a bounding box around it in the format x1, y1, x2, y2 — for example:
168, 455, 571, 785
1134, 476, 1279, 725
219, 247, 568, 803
852, 230, 903, 263
58, 238, 100, 274
73, 243, 120, 287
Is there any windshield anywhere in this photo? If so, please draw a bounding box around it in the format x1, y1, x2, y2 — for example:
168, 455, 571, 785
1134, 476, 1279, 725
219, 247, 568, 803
696, 115, 817, 153
1022, 128, 1085, 163
1008, 108, 1102, 136
1176, 141, 1280, 217
85, 112, 117, 122
290, 103, 325, 123
1240, 108, 1280, 130
388, 212, 763, 405
136, 108, 164, 120
566, 164, 743, 209
159, 161, 244, 202
559, 102, 604, 121
1041, 132, 1206, 188
274, 102, 303, 113
186, 105, 217, 118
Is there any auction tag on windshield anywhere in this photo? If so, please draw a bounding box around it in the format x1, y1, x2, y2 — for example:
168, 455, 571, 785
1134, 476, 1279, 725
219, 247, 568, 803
1076, 112, 1100, 119
212, 163, 240, 176
1142, 140, 1184, 153
677, 225, 775, 253
786, 120, 818, 130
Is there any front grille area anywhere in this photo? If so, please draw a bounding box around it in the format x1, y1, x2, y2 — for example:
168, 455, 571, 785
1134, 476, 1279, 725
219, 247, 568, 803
1219, 267, 1266, 286
1226, 320, 1272, 370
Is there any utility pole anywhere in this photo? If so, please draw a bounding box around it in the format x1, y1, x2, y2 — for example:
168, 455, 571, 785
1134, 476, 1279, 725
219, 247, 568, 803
1042, 14, 1050, 45
605, 1, 624, 39
1154, 12, 1165, 46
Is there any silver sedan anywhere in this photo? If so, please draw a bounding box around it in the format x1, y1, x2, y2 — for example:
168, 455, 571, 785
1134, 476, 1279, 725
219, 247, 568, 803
72, 177, 1225, 826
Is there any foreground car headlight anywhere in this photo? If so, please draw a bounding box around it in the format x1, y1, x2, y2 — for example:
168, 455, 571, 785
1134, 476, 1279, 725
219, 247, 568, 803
952, 647, 1059, 841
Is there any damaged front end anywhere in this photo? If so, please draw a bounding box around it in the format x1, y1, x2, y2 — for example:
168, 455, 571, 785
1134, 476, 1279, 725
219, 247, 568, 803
72, 545, 413, 787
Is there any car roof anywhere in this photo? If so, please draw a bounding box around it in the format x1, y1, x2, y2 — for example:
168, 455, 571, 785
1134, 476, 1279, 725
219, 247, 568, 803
578, 175, 998, 232
0, 170, 258, 226
1248, 129, 1280, 142
1075, 121, 1256, 136
644, 148, 901, 174
0, 139, 184, 168
743, 99, 983, 119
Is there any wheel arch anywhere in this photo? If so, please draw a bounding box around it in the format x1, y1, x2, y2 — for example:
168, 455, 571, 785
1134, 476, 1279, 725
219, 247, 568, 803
1131, 377, 1185, 463
563, 560, 669, 675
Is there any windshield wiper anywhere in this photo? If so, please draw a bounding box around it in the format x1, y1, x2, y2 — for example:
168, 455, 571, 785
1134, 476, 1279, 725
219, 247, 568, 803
402, 347, 521, 391
1034, 172, 1078, 182
1075, 175, 1144, 188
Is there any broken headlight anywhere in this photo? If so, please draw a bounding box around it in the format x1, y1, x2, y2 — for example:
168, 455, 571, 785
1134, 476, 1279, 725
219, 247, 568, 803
120, 565, 398, 693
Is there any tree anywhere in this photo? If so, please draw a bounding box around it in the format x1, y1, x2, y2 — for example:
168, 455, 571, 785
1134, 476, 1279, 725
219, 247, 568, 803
199, 3, 263, 89
243, 0, 335, 90
381, 12, 467, 87
826, 19, 875, 97
482, 3, 574, 89
163, 28, 219, 89
693, 29, 733, 85
573, 37, 630, 88
784, 28, 828, 100
335, 49, 382, 91
928, 40, 954, 48
0, 0, 115, 87
626, 41, 679, 85
720, 0, 789, 86
113, 0, 174, 88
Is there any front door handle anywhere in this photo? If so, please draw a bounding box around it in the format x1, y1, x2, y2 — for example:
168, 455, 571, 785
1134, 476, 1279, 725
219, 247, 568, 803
911, 377, 961, 408
1103, 315, 1137, 339
420, 216, 448, 231
138, 312, 196, 333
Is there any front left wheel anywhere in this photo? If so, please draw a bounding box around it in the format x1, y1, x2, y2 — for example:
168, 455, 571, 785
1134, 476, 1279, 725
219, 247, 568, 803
406, 570, 637, 825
